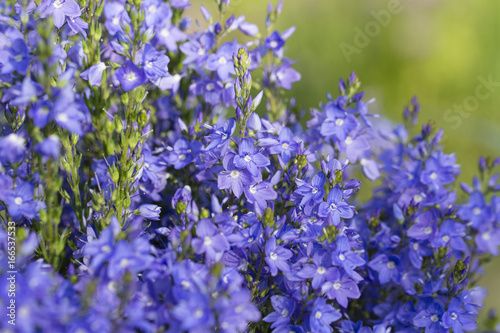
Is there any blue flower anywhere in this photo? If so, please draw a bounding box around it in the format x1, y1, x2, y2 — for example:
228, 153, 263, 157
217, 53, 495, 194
309, 298, 341, 333
205, 40, 239, 81
442, 297, 477, 333
115, 60, 147, 92
80, 62, 107, 87
413, 302, 446, 333
269, 127, 298, 163
0, 133, 26, 164
141, 44, 170, 81
318, 186, 355, 225
263, 295, 296, 329
191, 219, 229, 261
321, 268, 361, 307
265, 236, 293, 276
218, 154, 254, 198
368, 254, 401, 284
234, 138, 270, 177
35, 135, 61, 161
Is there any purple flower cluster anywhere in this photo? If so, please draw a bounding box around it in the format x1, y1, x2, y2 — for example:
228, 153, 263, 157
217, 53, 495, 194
1, 0, 500, 332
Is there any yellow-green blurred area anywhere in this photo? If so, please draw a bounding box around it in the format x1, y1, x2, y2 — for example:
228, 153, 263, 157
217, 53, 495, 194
190, 0, 500, 324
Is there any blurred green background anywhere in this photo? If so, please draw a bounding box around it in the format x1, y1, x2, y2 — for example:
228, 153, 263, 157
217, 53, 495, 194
191, 0, 500, 323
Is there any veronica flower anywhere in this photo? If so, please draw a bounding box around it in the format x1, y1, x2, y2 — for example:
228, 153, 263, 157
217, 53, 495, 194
244, 181, 278, 214
141, 44, 170, 81
269, 127, 298, 163
320, 103, 359, 141
5, 182, 38, 220
457, 192, 493, 229
234, 138, 270, 177
295, 172, 326, 207
115, 61, 147, 92
263, 295, 296, 329
272, 62, 301, 90
0, 133, 26, 164
218, 154, 254, 198
442, 297, 477, 333
318, 186, 355, 225
165, 138, 196, 169
67, 15, 88, 37
79, 62, 107, 87
309, 298, 342, 332
39, 0, 82, 29
331, 236, 365, 279
205, 40, 239, 81
34, 135, 61, 161
205, 118, 236, 151
172, 292, 215, 331
191, 219, 229, 261
143, 0, 172, 27
155, 22, 187, 52
297, 251, 336, 289
103, 2, 130, 35
265, 31, 285, 51
264, 236, 293, 276
138, 204, 161, 221
321, 268, 361, 308
180, 32, 215, 66
1, 38, 29, 74
368, 254, 401, 284
413, 302, 446, 333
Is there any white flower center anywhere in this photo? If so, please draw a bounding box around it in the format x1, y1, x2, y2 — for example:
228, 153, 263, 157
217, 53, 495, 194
345, 136, 353, 145
330, 203, 337, 210
317, 266, 326, 274
57, 113, 69, 123
197, 48, 205, 56
430, 172, 438, 180
161, 28, 170, 37
249, 185, 257, 194
473, 207, 482, 216
145, 61, 153, 68
125, 72, 137, 82
414, 194, 423, 203
312, 187, 318, 194
282, 143, 289, 150
387, 261, 395, 269
102, 245, 111, 253
442, 235, 450, 243
483, 232, 491, 240
7, 133, 25, 147
270, 41, 278, 48
148, 5, 157, 13
244, 155, 252, 162
450, 312, 457, 320
430, 314, 439, 322
120, 258, 129, 268
270, 252, 278, 260
315, 311, 322, 319
281, 309, 289, 317
230, 170, 240, 179
424, 227, 433, 235
206, 83, 214, 91
194, 309, 203, 318
218, 57, 227, 65
333, 282, 341, 290
53, 0, 63, 9
204, 236, 212, 246
338, 253, 345, 261
14, 197, 23, 205
181, 280, 190, 289
413, 243, 419, 250
112, 17, 119, 25
15, 54, 23, 62
335, 118, 344, 126
179, 154, 186, 161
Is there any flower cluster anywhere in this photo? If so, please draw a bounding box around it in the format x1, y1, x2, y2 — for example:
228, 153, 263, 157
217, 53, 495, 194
1, 0, 500, 332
